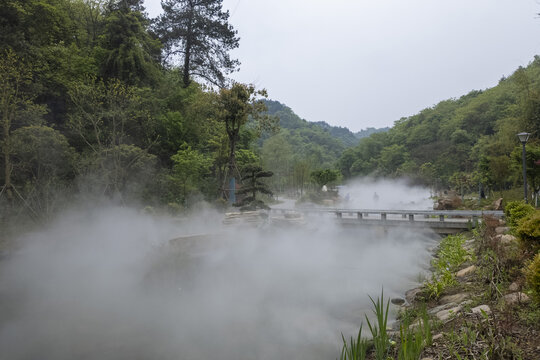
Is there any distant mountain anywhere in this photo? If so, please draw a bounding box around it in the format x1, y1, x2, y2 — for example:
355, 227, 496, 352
263, 100, 388, 148
311, 121, 359, 147
256, 100, 390, 192
354, 127, 390, 140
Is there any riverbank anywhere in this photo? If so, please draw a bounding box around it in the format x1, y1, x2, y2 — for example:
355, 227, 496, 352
392, 216, 540, 359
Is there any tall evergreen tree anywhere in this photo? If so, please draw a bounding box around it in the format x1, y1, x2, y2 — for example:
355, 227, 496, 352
156, 0, 240, 87
99, 0, 161, 86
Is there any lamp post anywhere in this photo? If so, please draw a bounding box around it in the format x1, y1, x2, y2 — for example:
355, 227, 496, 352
517, 132, 530, 203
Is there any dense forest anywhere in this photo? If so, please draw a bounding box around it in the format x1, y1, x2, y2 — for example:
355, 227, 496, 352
0, 0, 256, 222
338, 59, 540, 203
0, 0, 382, 227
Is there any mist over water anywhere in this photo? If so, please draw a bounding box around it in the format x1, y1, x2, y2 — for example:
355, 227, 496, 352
340, 178, 434, 210
0, 182, 437, 360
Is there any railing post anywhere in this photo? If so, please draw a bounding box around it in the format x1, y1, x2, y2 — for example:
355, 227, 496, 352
409, 214, 414, 222
472, 215, 478, 227
439, 214, 444, 222
402, 214, 407, 219
357, 212, 363, 220
381, 213, 386, 220
336, 211, 342, 219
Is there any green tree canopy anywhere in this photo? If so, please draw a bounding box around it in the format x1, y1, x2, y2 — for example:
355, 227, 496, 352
171, 143, 212, 205
310, 169, 340, 188
99, 0, 161, 85
157, 0, 239, 87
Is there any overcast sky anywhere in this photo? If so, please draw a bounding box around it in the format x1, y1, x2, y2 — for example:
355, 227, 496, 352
144, 0, 540, 132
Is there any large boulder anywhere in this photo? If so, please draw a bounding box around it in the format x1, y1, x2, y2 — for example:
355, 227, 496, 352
494, 226, 510, 235
472, 304, 491, 315
405, 287, 422, 303
492, 198, 503, 210
439, 293, 469, 304
508, 282, 521, 292
456, 265, 476, 278
503, 292, 531, 305
436, 305, 462, 321
434, 195, 462, 210
500, 234, 518, 245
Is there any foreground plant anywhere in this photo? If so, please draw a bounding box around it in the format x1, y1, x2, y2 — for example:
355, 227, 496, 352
525, 252, 540, 303
365, 289, 390, 360
339, 325, 369, 360
338, 290, 390, 360
397, 305, 432, 360
424, 234, 470, 299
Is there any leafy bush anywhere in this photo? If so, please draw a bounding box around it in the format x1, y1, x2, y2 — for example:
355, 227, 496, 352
504, 201, 535, 227
516, 210, 540, 252
525, 252, 540, 303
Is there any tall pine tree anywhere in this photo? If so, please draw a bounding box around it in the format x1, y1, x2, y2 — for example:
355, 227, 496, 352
156, 0, 239, 87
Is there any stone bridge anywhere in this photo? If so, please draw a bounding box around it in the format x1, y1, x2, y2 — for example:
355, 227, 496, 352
270, 208, 505, 235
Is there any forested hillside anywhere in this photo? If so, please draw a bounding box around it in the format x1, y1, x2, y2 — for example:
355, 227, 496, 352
257, 100, 387, 194
339, 57, 540, 202
1, 0, 384, 226
263, 100, 389, 148
0, 0, 277, 224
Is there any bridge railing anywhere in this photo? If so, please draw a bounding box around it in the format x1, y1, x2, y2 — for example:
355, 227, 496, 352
270, 208, 504, 223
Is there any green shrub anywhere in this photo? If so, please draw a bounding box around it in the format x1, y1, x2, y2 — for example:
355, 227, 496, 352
504, 201, 535, 227
525, 252, 540, 303
433, 234, 470, 272
516, 210, 540, 251
424, 234, 470, 299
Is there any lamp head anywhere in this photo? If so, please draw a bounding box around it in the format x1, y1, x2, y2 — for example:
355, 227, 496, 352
517, 132, 530, 144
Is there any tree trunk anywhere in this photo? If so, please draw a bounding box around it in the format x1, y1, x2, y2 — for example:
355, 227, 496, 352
228, 137, 236, 175
2, 111, 12, 200
182, 2, 194, 87
182, 39, 191, 87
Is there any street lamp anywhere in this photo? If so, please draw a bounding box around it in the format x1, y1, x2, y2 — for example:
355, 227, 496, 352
517, 132, 530, 203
